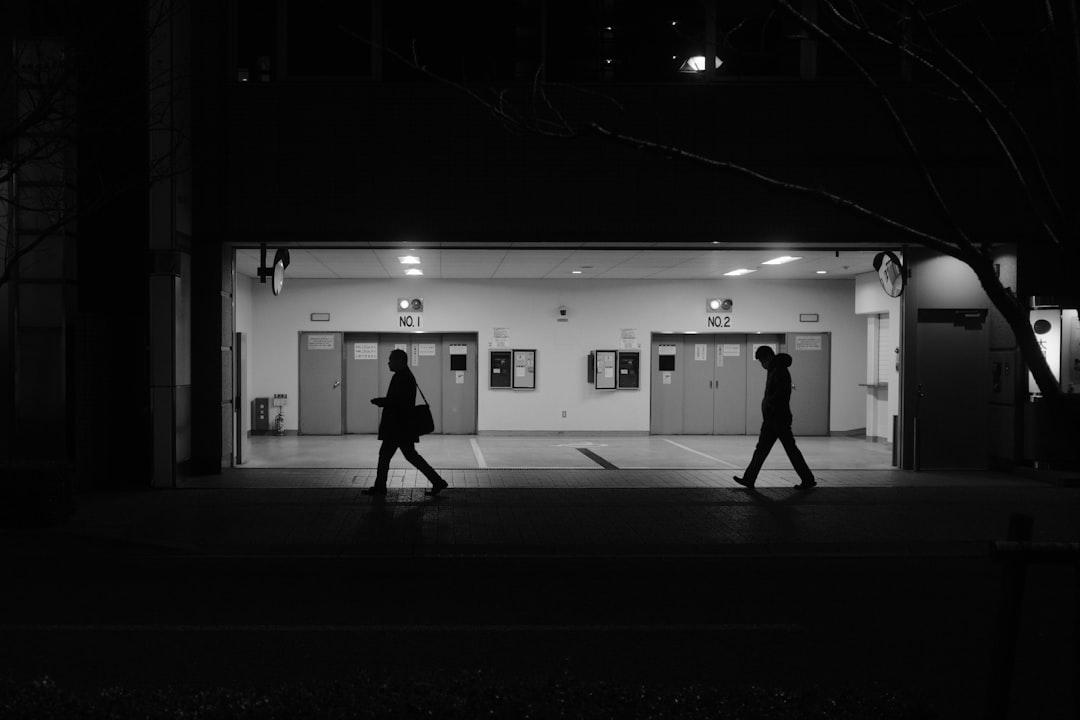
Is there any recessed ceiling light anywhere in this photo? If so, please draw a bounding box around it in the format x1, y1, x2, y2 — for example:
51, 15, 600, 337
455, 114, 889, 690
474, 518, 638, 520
405, 268, 423, 276
398, 256, 420, 264
571, 270, 583, 274
816, 270, 828, 275
724, 268, 755, 276
762, 256, 802, 265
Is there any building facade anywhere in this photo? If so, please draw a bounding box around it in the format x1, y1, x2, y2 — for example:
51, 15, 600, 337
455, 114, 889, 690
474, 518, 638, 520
3, 1, 1077, 490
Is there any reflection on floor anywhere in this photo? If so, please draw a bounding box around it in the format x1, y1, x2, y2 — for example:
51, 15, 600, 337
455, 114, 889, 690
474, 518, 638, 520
240, 433, 894, 471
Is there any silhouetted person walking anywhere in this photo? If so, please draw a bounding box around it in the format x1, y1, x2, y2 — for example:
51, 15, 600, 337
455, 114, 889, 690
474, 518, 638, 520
734, 346, 817, 490
362, 349, 448, 496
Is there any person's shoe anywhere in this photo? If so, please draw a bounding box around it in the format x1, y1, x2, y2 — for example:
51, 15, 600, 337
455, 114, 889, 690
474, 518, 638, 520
733, 475, 755, 489
425, 479, 449, 496
361, 486, 387, 496
793, 480, 818, 490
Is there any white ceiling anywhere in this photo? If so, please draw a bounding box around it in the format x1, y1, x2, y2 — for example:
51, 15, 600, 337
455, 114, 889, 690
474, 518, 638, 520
234, 244, 886, 281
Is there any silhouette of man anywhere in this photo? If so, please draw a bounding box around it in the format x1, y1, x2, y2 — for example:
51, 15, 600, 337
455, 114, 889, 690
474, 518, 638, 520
362, 349, 448, 496
734, 345, 817, 490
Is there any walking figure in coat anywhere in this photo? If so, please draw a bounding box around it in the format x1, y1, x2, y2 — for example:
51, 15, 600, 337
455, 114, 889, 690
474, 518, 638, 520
734, 345, 817, 490
362, 349, 448, 496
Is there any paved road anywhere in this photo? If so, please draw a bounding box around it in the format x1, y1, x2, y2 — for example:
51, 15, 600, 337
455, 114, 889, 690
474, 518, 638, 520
4, 554, 1076, 718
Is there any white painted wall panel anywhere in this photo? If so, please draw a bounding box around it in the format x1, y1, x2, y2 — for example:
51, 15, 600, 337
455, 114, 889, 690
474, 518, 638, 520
241, 278, 866, 433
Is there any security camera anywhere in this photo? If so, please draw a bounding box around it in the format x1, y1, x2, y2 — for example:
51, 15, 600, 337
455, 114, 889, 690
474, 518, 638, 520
559, 306, 568, 317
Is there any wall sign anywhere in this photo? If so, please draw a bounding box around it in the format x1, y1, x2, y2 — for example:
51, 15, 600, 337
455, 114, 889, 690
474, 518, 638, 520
353, 342, 377, 360
707, 315, 732, 328
795, 335, 823, 351
307, 334, 335, 350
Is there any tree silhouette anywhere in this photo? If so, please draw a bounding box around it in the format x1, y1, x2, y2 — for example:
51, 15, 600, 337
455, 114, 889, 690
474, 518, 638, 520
346, 0, 1079, 413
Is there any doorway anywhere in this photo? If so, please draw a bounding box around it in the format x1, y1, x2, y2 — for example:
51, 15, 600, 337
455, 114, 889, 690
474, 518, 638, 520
300, 332, 478, 435
650, 333, 830, 435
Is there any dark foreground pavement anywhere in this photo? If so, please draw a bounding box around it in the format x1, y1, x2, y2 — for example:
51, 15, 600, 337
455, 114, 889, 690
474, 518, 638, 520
2, 472, 1078, 718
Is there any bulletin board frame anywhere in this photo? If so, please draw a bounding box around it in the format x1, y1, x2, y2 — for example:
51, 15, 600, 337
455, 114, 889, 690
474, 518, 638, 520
594, 349, 617, 390
512, 349, 537, 389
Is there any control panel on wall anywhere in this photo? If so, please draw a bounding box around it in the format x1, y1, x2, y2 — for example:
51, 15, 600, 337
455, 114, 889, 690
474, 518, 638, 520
590, 350, 639, 390
490, 349, 537, 389
618, 351, 639, 389
489, 350, 512, 388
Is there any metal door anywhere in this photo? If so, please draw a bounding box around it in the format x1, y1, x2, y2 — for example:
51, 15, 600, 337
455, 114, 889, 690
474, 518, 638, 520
915, 320, 988, 468
650, 336, 683, 434
377, 335, 443, 434
713, 336, 748, 434
785, 332, 831, 436
344, 333, 380, 433
745, 336, 782, 434
299, 331, 343, 435
683, 338, 714, 433
441, 334, 477, 434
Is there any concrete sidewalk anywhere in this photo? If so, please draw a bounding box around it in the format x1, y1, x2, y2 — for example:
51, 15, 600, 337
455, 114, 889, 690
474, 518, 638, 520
4, 468, 1078, 560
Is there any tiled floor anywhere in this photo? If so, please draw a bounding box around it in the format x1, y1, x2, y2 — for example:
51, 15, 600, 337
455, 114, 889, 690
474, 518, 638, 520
240, 433, 895, 471
203, 433, 1042, 490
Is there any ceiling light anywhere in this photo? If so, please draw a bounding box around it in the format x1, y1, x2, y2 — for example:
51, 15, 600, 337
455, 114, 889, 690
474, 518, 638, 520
762, 256, 803, 265
405, 268, 423, 276
724, 268, 755, 276
816, 270, 827, 275
398, 255, 420, 264
571, 270, 582, 274
679, 55, 722, 73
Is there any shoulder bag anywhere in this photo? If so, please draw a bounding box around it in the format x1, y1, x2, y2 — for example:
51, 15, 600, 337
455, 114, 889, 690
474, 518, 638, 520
412, 382, 435, 436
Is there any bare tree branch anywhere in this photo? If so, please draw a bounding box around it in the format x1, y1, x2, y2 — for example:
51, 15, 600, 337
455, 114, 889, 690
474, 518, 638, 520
779, 0, 976, 254
895, 1, 1069, 247
587, 121, 959, 256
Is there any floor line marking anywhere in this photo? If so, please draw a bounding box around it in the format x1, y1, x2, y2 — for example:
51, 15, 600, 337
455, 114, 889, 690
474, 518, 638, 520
662, 439, 740, 468
576, 447, 619, 470
469, 438, 489, 469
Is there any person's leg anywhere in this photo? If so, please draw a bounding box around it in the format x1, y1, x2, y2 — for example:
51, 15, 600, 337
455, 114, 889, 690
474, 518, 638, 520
736, 424, 778, 487
776, 427, 815, 486
399, 441, 447, 489
373, 440, 399, 489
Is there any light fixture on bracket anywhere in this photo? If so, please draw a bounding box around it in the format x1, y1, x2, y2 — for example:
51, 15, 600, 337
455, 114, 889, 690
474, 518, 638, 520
257, 245, 291, 296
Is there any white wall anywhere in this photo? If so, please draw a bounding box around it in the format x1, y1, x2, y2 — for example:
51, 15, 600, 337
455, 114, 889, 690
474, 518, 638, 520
242, 278, 866, 433
855, 272, 901, 441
